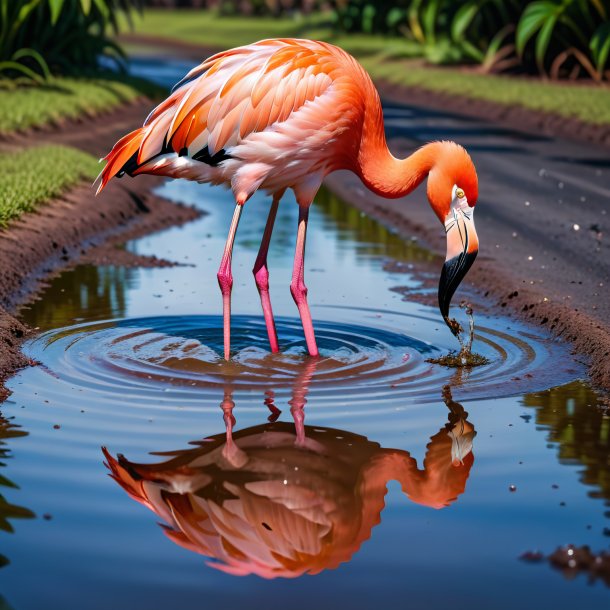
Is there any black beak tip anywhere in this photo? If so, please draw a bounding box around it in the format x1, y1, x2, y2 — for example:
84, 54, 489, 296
438, 250, 478, 331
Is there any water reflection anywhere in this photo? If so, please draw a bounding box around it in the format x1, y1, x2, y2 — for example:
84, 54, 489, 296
315, 187, 436, 264
0, 415, 34, 567
21, 265, 133, 330
104, 378, 475, 579
524, 381, 610, 505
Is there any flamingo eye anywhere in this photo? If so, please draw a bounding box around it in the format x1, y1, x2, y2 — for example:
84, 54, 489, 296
456, 188, 465, 199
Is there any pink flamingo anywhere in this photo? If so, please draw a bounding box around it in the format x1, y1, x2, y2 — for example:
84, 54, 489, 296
97, 39, 479, 359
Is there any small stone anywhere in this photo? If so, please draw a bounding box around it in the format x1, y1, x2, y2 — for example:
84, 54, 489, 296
520, 550, 544, 563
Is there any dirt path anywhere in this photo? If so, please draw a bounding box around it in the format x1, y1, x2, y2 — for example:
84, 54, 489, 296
0, 99, 201, 399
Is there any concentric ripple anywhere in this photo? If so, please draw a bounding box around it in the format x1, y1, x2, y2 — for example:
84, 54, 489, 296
24, 306, 582, 409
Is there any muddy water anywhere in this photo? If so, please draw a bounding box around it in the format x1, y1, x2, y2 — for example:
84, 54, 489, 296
0, 59, 609, 609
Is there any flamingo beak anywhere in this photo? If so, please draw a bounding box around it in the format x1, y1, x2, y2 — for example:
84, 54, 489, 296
438, 201, 478, 335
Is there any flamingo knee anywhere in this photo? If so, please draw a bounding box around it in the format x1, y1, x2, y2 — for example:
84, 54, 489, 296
253, 264, 270, 292
290, 278, 308, 306
217, 265, 233, 296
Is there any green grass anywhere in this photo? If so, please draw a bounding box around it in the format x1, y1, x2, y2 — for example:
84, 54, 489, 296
128, 9, 418, 58
0, 74, 164, 135
126, 8, 330, 49
129, 8, 610, 127
361, 56, 610, 126
0, 145, 100, 227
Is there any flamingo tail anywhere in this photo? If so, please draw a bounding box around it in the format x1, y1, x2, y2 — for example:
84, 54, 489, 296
94, 127, 145, 195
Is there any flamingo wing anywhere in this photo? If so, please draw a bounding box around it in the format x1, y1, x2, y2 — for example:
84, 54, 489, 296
97, 39, 350, 193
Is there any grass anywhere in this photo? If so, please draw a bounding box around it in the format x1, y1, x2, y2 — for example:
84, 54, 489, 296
127, 9, 419, 58
361, 55, 610, 127
0, 145, 100, 227
0, 74, 165, 135
128, 8, 610, 127
124, 8, 330, 49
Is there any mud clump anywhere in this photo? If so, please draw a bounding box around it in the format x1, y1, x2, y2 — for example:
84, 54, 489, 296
427, 349, 490, 368
521, 545, 610, 587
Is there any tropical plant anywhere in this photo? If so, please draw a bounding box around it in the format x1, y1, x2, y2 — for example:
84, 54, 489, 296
0, 0, 142, 82
332, 0, 609, 80
403, 0, 524, 68
516, 0, 610, 81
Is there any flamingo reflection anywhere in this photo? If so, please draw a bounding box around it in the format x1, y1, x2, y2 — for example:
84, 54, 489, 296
103, 364, 475, 579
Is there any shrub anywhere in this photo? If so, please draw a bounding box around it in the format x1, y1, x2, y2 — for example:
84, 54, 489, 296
0, 0, 142, 81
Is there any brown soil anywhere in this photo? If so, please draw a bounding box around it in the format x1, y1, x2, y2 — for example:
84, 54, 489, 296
0, 98, 202, 400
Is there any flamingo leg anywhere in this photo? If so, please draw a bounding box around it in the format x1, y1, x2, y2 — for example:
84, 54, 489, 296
290, 206, 319, 357
252, 192, 281, 352
217, 203, 243, 360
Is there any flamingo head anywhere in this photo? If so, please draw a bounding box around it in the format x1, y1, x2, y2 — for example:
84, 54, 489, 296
426, 144, 479, 335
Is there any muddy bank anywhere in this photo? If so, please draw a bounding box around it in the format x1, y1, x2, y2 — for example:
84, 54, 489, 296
0, 97, 202, 399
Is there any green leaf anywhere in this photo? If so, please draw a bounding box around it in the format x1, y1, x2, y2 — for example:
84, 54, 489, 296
80, 0, 92, 14
0, 60, 44, 83
535, 12, 558, 70
460, 39, 485, 62
12, 48, 51, 80
452, 3, 479, 41
591, 21, 610, 73
516, 1, 556, 56
48, 0, 65, 24
422, 0, 441, 43
590, 0, 607, 20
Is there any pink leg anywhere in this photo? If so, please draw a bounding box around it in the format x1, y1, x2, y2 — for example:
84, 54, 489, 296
217, 203, 243, 360
253, 193, 281, 352
290, 206, 319, 357
289, 357, 319, 447
264, 390, 281, 422
220, 387, 247, 467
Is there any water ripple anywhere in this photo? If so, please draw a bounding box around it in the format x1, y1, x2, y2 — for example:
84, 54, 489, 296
24, 307, 580, 410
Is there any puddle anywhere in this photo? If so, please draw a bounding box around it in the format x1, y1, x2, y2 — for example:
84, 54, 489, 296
0, 60, 609, 609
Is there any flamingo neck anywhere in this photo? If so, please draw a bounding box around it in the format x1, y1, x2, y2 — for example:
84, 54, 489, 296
354, 101, 443, 200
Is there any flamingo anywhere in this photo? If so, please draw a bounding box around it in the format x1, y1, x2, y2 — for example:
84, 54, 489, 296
103, 386, 475, 578
97, 38, 479, 359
